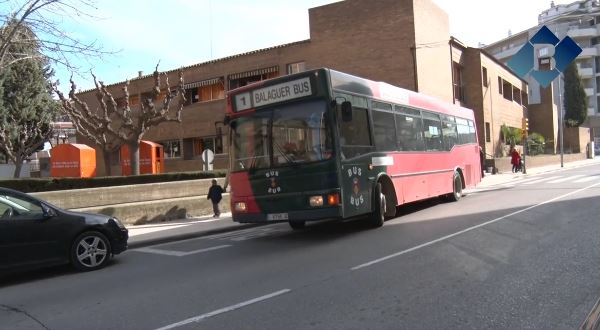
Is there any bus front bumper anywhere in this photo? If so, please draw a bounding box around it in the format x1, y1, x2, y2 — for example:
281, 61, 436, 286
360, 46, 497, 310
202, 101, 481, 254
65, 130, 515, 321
233, 207, 341, 223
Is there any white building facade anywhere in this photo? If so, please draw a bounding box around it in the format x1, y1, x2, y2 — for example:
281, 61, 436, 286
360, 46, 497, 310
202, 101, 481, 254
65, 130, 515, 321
485, 0, 600, 147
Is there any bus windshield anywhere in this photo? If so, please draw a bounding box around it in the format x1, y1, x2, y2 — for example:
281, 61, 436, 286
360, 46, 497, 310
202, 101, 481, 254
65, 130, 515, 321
232, 100, 333, 171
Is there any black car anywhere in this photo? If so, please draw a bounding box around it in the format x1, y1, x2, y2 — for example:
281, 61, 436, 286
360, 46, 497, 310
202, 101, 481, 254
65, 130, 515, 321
0, 187, 128, 272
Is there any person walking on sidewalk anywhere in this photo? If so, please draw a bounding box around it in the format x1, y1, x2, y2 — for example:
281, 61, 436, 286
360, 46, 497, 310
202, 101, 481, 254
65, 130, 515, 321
510, 148, 521, 173
207, 179, 224, 218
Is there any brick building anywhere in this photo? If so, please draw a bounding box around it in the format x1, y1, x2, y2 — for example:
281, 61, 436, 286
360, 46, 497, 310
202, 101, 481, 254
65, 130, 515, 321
75, 0, 526, 175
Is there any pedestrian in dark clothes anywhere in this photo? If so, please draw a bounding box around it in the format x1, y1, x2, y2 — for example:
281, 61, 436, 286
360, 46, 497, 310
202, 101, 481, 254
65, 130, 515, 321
207, 179, 224, 218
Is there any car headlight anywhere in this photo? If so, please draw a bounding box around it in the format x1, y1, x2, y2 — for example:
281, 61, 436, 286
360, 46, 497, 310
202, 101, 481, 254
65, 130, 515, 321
110, 217, 126, 229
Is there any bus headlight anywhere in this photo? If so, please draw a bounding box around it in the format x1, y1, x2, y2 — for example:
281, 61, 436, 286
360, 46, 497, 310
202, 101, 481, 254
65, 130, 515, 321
309, 196, 324, 207
234, 202, 247, 212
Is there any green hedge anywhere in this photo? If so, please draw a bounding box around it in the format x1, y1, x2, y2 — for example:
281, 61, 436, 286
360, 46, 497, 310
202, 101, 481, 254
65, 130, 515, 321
0, 171, 227, 193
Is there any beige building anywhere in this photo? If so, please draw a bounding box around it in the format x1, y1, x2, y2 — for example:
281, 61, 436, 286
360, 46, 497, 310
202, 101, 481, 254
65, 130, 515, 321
450, 39, 529, 160
75, 0, 526, 175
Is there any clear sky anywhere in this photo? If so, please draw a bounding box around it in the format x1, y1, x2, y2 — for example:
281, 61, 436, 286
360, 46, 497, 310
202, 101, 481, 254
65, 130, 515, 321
7, 0, 573, 92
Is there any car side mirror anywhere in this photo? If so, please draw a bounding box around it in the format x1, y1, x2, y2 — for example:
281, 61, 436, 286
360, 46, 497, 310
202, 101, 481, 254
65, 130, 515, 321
42, 204, 57, 218
341, 101, 352, 122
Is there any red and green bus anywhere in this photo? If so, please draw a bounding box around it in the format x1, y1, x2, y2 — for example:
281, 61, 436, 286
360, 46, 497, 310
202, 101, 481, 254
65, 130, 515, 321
225, 68, 481, 229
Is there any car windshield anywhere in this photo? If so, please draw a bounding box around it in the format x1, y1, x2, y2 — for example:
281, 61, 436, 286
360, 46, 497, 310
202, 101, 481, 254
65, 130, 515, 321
231, 100, 333, 171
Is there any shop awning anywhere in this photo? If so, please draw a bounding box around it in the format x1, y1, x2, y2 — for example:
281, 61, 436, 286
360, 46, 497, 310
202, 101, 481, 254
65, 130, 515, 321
228, 66, 279, 80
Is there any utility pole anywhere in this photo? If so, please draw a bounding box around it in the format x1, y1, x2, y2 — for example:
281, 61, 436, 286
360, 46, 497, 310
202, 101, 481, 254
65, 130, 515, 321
558, 74, 564, 168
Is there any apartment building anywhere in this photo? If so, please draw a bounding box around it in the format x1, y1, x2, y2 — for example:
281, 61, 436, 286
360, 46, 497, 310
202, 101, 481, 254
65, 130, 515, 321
485, 0, 600, 151
75, 0, 526, 175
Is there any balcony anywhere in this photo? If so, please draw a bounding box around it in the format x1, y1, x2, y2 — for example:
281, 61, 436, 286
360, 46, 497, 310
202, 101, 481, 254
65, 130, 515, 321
578, 66, 594, 78
579, 47, 598, 57
567, 27, 597, 38
585, 88, 594, 96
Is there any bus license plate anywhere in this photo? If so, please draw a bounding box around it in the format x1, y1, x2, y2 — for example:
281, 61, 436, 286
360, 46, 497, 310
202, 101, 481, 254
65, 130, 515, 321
267, 213, 289, 221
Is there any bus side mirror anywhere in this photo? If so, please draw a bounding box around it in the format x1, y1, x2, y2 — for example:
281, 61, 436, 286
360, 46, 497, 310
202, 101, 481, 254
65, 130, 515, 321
341, 101, 352, 122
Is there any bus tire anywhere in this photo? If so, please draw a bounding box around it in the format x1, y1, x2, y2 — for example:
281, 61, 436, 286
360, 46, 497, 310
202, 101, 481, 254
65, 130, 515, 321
289, 221, 306, 230
370, 182, 386, 227
448, 171, 463, 202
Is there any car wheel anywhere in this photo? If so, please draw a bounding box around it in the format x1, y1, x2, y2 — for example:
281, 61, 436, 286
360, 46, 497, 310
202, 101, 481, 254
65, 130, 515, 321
448, 172, 463, 202
369, 182, 385, 228
71, 231, 112, 271
289, 221, 306, 230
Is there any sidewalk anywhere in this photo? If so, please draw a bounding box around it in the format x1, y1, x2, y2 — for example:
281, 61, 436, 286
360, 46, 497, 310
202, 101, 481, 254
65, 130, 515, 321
127, 157, 600, 248
475, 156, 600, 189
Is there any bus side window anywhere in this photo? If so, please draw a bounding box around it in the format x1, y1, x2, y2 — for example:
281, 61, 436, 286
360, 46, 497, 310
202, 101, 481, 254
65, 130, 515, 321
422, 118, 442, 151
395, 113, 424, 151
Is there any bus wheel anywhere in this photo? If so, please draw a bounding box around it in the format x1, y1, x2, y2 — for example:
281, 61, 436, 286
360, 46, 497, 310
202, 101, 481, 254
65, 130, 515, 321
370, 183, 386, 227
448, 171, 463, 202
289, 221, 306, 230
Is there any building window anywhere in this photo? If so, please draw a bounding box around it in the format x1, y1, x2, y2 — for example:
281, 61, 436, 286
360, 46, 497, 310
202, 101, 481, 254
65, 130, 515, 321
163, 140, 182, 158
199, 82, 225, 102
184, 88, 199, 105
192, 136, 224, 157
502, 79, 513, 101
482, 67, 488, 87
485, 122, 491, 143
287, 62, 306, 75
129, 95, 140, 106
452, 62, 464, 102
183, 78, 225, 105
513, 86, 522, 105
498, 76, 503, 95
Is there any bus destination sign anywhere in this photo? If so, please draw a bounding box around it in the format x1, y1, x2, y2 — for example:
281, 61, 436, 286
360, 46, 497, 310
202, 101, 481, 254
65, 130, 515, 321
234, 77, 312, 111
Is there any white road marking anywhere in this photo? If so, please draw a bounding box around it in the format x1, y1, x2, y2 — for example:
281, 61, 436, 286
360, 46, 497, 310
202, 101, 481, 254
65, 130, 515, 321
134, 245, 231, 257
546, 175, 585, 183
155, 289, 292, 330
205, 226, 288, 241
351, 181, 600, 271
574, 176, 599, 183
520, 176, 562, 185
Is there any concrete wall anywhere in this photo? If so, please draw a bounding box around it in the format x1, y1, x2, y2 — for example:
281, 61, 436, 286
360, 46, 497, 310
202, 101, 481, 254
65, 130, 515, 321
31, 177, 229, 225
562, 126, 591, 154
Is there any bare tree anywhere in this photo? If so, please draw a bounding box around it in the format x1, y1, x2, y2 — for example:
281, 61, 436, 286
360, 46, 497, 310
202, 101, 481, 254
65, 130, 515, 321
0, 0, 113, 73
53, 77, 121, 175
54, 65, 186, 175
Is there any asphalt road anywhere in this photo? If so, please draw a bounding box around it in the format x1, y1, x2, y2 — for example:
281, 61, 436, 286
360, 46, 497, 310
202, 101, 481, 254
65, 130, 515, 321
2, 164, 600, 329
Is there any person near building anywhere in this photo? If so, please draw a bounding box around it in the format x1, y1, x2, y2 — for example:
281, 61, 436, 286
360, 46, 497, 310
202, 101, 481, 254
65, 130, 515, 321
207, 179, 224, 218
510, 148, 521, 173
479, 146, 485, 178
